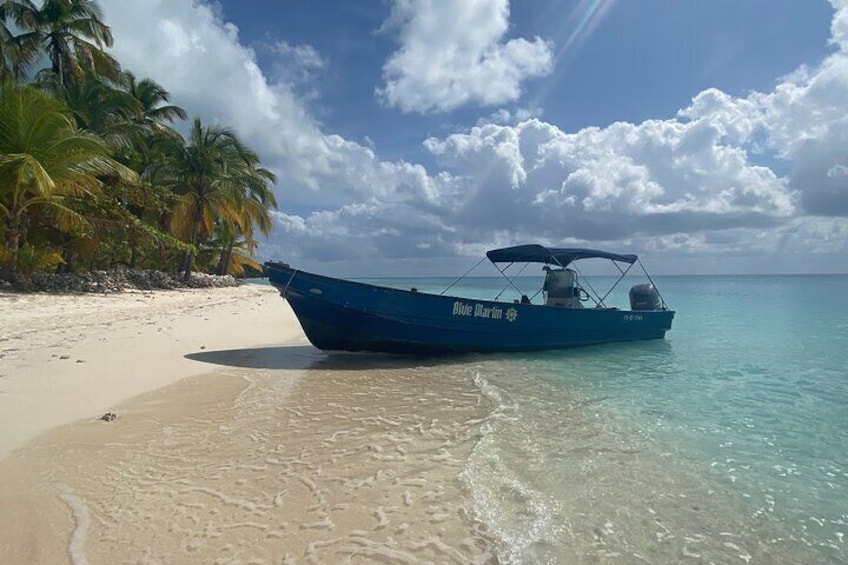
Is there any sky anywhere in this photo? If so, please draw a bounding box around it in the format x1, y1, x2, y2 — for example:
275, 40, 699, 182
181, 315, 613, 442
97, 0, 848, 276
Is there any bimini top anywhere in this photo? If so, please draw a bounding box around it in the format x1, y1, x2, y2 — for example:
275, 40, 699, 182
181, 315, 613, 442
486, 244, 637, 267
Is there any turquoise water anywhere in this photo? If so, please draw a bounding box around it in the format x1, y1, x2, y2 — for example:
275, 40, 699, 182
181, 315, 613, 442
254, 274, 848, 562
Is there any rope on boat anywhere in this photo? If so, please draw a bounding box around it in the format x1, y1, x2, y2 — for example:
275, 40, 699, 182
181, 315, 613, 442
281, 269, 298, 296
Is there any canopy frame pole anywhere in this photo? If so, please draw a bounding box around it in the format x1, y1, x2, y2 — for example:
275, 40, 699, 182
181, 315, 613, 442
598, 261, 634, 306
638, 260, 669, 310
568, 262, 602, 307
494, 262, 529, 300
548, 253, 565, 269
440, 257, 486, 296
492, 262, 531, 300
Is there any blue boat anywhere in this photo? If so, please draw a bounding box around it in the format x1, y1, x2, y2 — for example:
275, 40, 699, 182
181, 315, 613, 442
265, 244, 674, 354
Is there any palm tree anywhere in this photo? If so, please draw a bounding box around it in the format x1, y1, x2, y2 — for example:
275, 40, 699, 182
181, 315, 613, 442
0, 0, 37, 81
14, 0, 120, 88
98, 74, 186, 269
120, 72, 187, 134
26, 71, 136, 270
40, 71, 190, 271
39, 70, 190, 271
213, 163, 276, 275
155, 118, 277, 281
55, 71, 135, 143
0, 21, 10, 81
45, 71, 187, 169
0, 82, 134, 274
115, 71, 187, 178
216, 146, 276, 277
206, 222, 262, 276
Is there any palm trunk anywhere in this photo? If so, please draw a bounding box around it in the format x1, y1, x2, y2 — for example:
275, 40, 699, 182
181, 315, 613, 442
214, 241, 234, 275
50, 36, 66, 88
221, 242, 235, 276
128, 228, 139, 269
157, 212, 169, 266
58, 233, 74, 273
4, 216, 21, 256
2, 216, 21, 276
180, 249, 193, 282
181, 210, 203, 282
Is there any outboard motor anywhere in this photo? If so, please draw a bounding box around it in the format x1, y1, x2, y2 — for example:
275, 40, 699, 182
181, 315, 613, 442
629, 283, 662, 311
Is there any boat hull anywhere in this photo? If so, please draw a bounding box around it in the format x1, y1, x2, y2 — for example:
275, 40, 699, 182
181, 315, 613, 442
266, 263, 674, 354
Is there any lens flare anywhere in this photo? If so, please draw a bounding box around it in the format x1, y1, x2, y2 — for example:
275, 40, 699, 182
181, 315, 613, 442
557, 0, 617, 62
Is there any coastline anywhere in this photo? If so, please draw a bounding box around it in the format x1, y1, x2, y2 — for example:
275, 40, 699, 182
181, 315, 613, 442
0, 283, 303, 461
0, 284, 495, 563
1, 276, 845, 563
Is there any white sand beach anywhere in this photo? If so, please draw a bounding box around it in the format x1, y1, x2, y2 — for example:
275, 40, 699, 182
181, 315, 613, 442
0, 284, 303, 461
0, 285, 494, 564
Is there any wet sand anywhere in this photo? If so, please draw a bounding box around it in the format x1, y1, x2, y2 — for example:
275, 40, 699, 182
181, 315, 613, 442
0, 286, 496, 563
0, 348, 496, 564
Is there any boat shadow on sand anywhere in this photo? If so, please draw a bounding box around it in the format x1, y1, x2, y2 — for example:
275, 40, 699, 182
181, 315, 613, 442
184, 345, 471, 371
185, 339, 673, 372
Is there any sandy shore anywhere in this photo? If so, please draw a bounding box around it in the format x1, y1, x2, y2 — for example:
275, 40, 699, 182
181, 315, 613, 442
0, 284, 494, 564
0, 284, 303, 461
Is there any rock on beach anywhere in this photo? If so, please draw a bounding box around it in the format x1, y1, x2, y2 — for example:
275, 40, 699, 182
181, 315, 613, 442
13, 269, 240, 294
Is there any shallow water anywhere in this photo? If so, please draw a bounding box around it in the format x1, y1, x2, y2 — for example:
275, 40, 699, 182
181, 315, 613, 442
0, 354, 496, 564
352, 274, 848, 563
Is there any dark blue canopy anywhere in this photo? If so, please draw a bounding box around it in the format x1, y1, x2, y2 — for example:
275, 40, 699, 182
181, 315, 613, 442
486, 244, 637, 266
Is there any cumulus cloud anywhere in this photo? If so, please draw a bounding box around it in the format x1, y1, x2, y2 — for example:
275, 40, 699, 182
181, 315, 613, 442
377, 0, 553, 113
678, 5, 848, 218
100, 0, 428, 213
275, 113, 796, 266
423, 117, 792, 241
260, 40, 326, 89
283, 14, 848, 266
829, 0, 848, 50
98, 0, 848, 272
